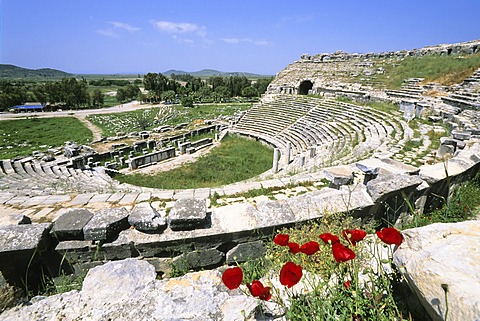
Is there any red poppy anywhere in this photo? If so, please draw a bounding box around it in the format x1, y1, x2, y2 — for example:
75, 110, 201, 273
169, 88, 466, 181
246, 280, 271, 301
344, 280, 351, 289
331, 243, 356, 262
273, 233, 290, 246
376, 227, 404, 246
288, 242, 300, 254
221, 266, 243, 290
279, 261, 303, 288
319, 233, 340, 245
342, 229, 367, 246
300, 241, 319, 255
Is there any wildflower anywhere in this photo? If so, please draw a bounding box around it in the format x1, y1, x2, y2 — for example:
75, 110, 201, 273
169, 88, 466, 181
376, 227, 404, 246
319, 232, 340, 245
247, 280, 272, 301
300, 241, 320, 255
331, 242, 356, 262
273, 233, 290, 246
279, 261, 303, 288
221, 266, 243, 290
344, 280, 351, 289
342, 229, 367, 246
288, 242, 300, 254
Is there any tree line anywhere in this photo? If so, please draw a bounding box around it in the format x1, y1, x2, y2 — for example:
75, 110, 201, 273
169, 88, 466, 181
0, 73, 273, 111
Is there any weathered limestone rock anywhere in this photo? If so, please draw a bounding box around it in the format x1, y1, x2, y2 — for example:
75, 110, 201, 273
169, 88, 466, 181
0, 271, 18, 313
172, 248, 224, 271
82, 258, 156, 304
168, 198, 208, 231
323, 165, 354, 188
393, 221, 480, 321
226, 240, 266, 264
0, 223, 52, 253
128, 202, 166, 232
51, 208, 93, 241
366, 174, 424, 202
357, 158, 420, 176
1, 259, 258, 321
83, 207, 130, 241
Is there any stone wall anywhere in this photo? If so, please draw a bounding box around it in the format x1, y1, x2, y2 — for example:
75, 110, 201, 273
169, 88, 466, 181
267, 39, 480, 96
128, 147, 176, 170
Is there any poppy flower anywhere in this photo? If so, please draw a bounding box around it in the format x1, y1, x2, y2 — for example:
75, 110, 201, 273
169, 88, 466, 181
376, 227, 404, 246
331, 242, 356, 262
300, 241, 319, 255
273, 233, 290, 246
319, 233, 340, 245
344, 280, 351, 289
279, 261, 303, 288
246, 280, 272, 301
288, 242, 300, 254
342, 229, 367, 246
221, 266, 243, 290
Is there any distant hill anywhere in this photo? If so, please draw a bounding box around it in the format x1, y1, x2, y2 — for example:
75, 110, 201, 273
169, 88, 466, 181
163, 68, 271, 78
0, 64, 72, 78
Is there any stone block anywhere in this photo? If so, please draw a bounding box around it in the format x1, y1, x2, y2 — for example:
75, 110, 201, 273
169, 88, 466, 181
226, 241, 266, 264
51, 208, 93, 241
452, 130, 471, 141
168, 198, 208, 231
366, 174, 423, 203
323, 165, 355, 187
128, 202, 166, 232
55, 240, 98, 264
0, 223, 52, 253
394, 221, 480, 321
83, 207, 130, 241
172, 248, 224, 272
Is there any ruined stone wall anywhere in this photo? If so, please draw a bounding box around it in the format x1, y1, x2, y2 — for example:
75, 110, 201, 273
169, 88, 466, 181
267, 39, 480, 96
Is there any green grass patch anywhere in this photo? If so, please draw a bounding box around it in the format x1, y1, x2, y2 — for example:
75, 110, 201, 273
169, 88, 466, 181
115, 135, 274, 189
0, 117, 93, 159
381, 53, 480, 89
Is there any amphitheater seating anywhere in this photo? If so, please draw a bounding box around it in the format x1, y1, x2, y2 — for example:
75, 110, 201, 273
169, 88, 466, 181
230, 95, 406, 169
0, 158, 121, 196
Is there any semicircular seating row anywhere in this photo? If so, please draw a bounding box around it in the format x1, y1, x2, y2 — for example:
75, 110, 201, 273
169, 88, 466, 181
0, 158, 122, 196
230, 95, 407, 168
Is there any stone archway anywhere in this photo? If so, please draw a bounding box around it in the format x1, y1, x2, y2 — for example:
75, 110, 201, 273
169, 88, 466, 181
298, 80, 313, 95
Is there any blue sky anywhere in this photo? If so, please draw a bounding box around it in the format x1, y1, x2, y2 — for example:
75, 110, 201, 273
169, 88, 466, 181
1, 0, 479, 75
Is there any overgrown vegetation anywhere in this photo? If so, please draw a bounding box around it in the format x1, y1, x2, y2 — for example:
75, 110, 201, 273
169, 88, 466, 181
87, 103, 252, 137
116, 135, 274, 189
0, 117, 92, 159
405, 172, 480, 229
381, 53, 480, 89
234, 211, 410, 320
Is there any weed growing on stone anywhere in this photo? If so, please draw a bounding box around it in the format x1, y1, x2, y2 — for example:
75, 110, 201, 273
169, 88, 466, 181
405, 172, 480, 229
222, 212, 411, 320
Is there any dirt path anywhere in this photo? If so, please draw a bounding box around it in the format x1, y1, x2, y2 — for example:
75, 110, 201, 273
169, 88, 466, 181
75, 114, 103, 142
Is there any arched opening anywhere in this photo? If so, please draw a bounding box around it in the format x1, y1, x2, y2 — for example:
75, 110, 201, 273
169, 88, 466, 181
298, 80, 313, 95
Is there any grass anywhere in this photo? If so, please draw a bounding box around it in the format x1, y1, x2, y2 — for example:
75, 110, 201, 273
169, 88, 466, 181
380, 53, 480, 89
0, 116, 93, 159
404, 172, 480, 229
115, 135, 274, 189
87, 108, 160, 137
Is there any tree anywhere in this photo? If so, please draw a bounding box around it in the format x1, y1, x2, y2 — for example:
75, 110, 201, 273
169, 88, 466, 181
91, 89, 104, 107
241, 86, 259, 98
181, 96, 194, 107
116, 88, 127, 103
161, 90, 176, 103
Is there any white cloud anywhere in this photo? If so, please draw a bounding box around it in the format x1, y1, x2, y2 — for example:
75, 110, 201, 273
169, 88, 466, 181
109, 21, 140, 32
221, 38, 271, 46
151, 20, 207, 38
96, 29, 119, 38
